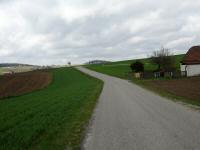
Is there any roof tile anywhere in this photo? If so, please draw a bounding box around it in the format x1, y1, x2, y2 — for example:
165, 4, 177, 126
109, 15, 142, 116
182, 46, 200, 65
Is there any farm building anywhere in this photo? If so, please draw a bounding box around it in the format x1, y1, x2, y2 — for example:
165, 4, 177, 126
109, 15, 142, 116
181, 46, 200, 77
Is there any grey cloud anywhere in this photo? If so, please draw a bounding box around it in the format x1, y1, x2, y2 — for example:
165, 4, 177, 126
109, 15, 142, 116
0, 0, 200, 65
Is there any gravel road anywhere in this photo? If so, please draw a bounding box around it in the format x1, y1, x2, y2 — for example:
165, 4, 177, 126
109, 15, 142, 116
77, 66, 200, 150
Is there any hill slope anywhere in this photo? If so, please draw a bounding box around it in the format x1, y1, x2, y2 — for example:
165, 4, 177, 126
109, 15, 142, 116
86, 54, 184, 79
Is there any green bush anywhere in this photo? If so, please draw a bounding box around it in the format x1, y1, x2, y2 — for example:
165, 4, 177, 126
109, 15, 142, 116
130, 61, 144, 73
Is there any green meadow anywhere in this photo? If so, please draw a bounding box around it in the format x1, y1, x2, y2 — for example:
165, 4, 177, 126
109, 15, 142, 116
86, 54, 184, 79
0, 67, 103, 150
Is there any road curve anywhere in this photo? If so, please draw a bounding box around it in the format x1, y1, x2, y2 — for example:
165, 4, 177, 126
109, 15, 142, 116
77, 66, 200, 150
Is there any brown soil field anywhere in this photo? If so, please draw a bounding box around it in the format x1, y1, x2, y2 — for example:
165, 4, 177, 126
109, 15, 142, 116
149, 77, 200, 101
0, 71, 52, 99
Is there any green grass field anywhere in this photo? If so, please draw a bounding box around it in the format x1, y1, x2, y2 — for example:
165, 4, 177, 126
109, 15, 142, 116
0, 67, 103, 150
86, 54, 184, 79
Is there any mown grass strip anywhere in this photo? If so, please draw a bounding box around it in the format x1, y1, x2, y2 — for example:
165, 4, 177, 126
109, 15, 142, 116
0, 67, 103, 150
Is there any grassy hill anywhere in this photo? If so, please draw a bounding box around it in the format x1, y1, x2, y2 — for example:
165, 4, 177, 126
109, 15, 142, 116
86, 54, 184, 79
0, 67, 103, 150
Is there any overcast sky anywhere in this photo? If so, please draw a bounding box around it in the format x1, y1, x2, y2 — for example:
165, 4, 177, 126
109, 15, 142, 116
0, 0, 200, 65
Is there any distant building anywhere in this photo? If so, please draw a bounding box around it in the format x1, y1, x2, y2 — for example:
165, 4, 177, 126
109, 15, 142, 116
180, 46, 200, 77
2, 71, 14, 75
86, 60, 110, 65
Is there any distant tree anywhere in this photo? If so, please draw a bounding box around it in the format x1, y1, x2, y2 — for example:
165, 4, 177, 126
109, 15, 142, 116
130, 61, 144, 73
151, 47, 175, 71
68, 62, 71, 66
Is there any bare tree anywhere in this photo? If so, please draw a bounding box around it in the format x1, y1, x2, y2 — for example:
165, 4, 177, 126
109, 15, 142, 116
151, 47, 175, 71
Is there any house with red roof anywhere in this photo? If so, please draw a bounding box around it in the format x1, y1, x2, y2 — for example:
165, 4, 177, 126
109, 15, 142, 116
180, 46, 200, 77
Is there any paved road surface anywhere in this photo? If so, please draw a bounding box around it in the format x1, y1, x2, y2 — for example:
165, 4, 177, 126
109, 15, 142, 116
77, 67, 200, 150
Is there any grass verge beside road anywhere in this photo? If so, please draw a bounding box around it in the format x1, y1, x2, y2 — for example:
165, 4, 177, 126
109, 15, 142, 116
0, 67, 103, 150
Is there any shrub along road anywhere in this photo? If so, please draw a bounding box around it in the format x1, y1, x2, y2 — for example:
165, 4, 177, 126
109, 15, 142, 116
77, 66, 200, 150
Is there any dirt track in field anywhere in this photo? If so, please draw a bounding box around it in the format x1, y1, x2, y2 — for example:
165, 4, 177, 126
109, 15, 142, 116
149, 77, 200, 101
0, 71, 52, 99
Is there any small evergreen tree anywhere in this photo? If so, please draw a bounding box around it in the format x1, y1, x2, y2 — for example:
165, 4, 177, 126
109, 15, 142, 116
130, 61, 144, 73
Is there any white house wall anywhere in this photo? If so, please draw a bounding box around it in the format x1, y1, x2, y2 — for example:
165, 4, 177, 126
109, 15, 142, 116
181, 64, 200, 77
180, 64, 186, 72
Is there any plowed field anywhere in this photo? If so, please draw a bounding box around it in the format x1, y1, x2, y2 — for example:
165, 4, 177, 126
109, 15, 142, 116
149, 77, 200, 101
0, 71, 52, 99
